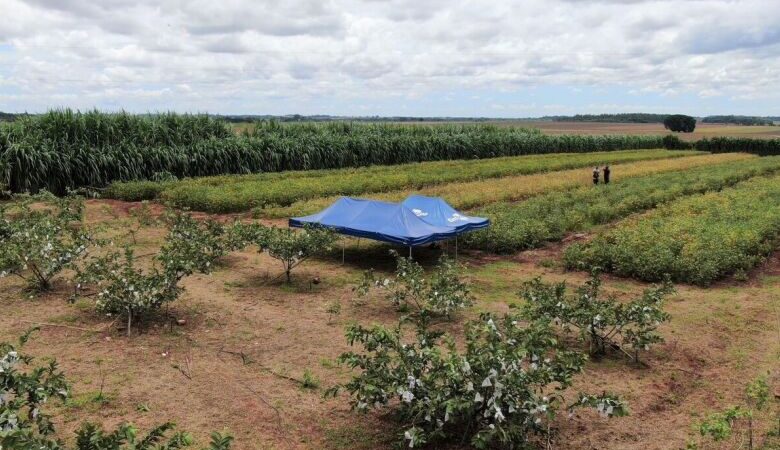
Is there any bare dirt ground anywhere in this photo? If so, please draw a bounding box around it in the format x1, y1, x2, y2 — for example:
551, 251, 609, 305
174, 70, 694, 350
1, 200, 778, 450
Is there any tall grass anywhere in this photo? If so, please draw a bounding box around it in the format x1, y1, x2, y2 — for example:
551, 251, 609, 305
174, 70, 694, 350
0, 110, 667, 194
0, 109, 232, 193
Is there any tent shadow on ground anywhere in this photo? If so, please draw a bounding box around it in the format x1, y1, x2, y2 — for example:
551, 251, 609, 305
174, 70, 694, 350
316, 239, 461, 273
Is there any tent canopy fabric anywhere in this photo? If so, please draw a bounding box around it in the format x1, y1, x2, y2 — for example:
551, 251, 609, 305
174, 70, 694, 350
288, 195, 489, 247
401, 195, 490, 232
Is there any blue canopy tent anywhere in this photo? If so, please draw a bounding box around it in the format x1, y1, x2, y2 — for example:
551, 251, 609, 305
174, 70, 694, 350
401, 195, 490, 232
289, 196, 489, 259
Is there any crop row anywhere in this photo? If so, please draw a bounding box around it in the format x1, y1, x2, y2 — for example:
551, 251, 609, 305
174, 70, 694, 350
695, 137, 780, 156
110, 149, 700, 212
0, 110, 668, 194
563, 173, 780, 285
260, 152, 754, 218
464, 156, 780, 253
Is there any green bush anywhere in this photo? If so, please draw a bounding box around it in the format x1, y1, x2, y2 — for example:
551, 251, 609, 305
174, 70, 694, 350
329, 313, 626, 448
73, 211, 235, 334
358, 251, 474, 318
662, 134, 693, 150
239, 224, 337, 283
0, 193, 93, 292
518, 273, 673, 362
687, 376, 778, 449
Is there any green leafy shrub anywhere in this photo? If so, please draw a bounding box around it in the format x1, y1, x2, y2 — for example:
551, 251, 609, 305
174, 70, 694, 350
328, 314, 626, 448
358, 251, 474, 318
687, 375, 778, 449
0, 330, 233, 449
0, 193, 93, 292
74, 211, 230, 335
518, 273, 673, 362
247, 225, 336, 283
75, 247, 178, 336
662, 134, 693, 150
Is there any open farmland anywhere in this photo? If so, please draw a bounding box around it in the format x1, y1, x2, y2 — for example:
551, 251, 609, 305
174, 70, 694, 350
495, 121, 780, 140
108, 149, 702, 212
2, 113, 780, 450
465, 155, 780, 253
258, 152, 750, 218
564, 173, 780, 285
0, 111, 669, 194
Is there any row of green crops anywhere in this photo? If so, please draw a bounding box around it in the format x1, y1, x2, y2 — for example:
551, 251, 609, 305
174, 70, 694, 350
0, 110, 668, 194
464, 156, 780, 254
694, 137, 780, 156
258, 153, 754, 218
108, 149, 701, 211
564, 173, 780, 286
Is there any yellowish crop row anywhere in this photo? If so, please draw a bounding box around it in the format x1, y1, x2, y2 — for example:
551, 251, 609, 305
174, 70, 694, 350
259, 152, 755, 218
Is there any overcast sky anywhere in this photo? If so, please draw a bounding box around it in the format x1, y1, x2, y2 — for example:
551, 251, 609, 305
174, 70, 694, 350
1, 0, 780, 116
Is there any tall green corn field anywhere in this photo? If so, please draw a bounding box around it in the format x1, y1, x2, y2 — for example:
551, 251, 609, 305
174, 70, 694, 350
0, 110, 667, 194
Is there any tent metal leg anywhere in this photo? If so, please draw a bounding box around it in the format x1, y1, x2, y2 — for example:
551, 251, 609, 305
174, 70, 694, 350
455, 236, 458, 261
342, 239, 346, 265
409, 246, 412, 259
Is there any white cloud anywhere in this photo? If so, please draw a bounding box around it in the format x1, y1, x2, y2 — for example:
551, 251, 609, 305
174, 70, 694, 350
1, 0, 779, 114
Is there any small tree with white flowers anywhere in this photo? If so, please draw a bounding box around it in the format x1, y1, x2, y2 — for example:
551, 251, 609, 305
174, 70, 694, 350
328, 313, 626, 448
0, 192, 92, 293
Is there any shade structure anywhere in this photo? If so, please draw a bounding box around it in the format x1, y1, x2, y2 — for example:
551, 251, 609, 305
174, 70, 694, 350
289, 196, 488, 247
401, 195, 490, 232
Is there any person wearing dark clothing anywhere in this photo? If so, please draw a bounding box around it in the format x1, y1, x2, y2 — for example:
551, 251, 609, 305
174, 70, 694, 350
592, 167, 600, 185
603, 165, 611, 184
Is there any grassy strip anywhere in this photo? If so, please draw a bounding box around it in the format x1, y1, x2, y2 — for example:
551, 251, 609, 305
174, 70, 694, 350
108, 149, 699, 211
464, 156, 780, 254
563, 173, 780, 286
260, 153, 753, 218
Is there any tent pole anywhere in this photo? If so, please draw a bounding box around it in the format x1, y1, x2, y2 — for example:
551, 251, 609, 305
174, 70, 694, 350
342, 239, 346, 265
455, 236, 458, 261
409, 245, 412, 259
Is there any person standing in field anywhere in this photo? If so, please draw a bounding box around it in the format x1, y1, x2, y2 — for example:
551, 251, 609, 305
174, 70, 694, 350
592, 167, 600, 185
603, 165, 611, 184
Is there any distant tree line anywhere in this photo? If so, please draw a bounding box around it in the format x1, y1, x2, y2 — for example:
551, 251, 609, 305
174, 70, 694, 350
701, 115, 775, 126
0, 111, 26, 122
546, 113, 670, 123
213, 114, 502, 123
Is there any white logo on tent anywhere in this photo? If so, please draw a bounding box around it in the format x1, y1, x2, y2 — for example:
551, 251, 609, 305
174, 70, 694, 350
412, 209, 428, 217
447, 213, 470, 223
